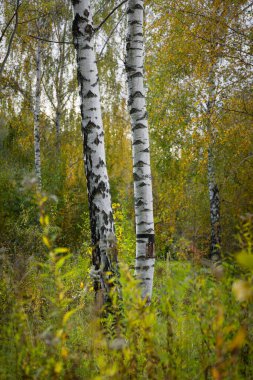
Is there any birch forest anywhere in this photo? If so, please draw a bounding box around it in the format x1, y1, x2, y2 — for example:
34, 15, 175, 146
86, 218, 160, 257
1, 0, 253, 379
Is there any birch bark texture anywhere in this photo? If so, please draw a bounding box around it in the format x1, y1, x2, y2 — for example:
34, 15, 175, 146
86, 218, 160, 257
206, 67, 221, 262
34, 42, 42, 192
125, 0, 155, 300
71, 0, 116, 298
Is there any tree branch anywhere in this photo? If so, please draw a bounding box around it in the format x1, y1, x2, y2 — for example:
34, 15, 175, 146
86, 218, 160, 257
0, 9, 17, 43
94, 0, 127, 32
0, 0, 21, 77
99, 11, 125, 58
239, 1, 253, 15
28, 34, 73, 45
174, 7, 252, 41
18, 12, 50, 25
221, 107, 253, 117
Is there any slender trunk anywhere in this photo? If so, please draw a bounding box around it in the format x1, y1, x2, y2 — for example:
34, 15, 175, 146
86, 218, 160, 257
71, 0, 117, 301
206, 68, 221, 262
55, 109, 61, 151
126, 0, 155, 300
34, 43, 42, 192
207, 146, 221, 262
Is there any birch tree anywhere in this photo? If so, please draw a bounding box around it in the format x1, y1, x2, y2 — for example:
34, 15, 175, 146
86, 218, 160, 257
126, 0, 155, 300
206, 67, 221, 262
71, 0, 117, 302
42, 3, 75, 152
205, 0, 243, 262
34, 39, 42, 191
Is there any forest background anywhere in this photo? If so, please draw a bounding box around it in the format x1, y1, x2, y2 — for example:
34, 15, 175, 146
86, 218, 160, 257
0, 0, 253, 379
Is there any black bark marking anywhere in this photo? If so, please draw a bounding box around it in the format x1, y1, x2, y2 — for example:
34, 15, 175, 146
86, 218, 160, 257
132, 123, 146, 131
72, 0, 80, 6
102, 210, 109, 226
85, 24, 93, 35
91, 79, 99, 87
72, 14, 86, 37
135, 199, 145, 206
83, 9, 89, 17
136, 111, 148, 121
133, 140, 144, 145
130, 108, 139, 114
130, 71, 143, 78
135, 266, 150, 271
127, 8, 134, 14
130, 20, 141, 25
132, 91, 144, 98
86, 90, 97, 98
133, 4, 144, 10
93, 136, 100, 145
96, 157, 105, 168
77, 71, 89, 82
134, 160, 146, 167
83, 121, 99, 134
95, 175, 101, 183
133, 173, 142, 181
82, 44, 92, 50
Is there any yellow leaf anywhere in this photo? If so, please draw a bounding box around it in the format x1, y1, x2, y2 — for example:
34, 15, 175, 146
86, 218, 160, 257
229, 327, 246, 352
61, 347, 68, 359
54, 247, 69, 254
44, 215, 49, 226
63, 309, 76, 326
54, 362, 63, 374
42, 236, 51, 249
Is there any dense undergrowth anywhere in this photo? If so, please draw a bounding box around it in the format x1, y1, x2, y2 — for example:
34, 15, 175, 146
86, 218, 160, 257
0, 194, 253, 380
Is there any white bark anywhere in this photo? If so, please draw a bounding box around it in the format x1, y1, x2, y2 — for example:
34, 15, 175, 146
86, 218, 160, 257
126, 0, 155, 300
71, 0, 117, 299
206, 67, 221, 262
34, 42, 42, 192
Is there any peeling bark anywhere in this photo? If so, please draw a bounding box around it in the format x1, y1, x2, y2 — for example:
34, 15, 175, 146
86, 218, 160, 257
126, 0, 155, 300
71, 0, 117, 301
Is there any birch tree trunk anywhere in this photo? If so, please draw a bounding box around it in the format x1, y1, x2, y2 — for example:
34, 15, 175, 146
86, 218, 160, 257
126, 0, 155, 300
55, 21, 67, 151
206, 67, 221, 262
34, 42, 42, 192
71, 0, 117, 302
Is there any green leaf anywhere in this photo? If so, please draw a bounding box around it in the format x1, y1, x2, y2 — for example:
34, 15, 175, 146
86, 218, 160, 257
236, 252, 253, 271
62, 309, 77, 326
55, 254, 71, 270
54, 247, 69, 254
